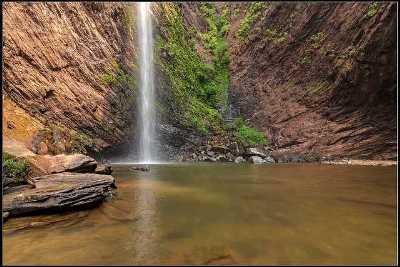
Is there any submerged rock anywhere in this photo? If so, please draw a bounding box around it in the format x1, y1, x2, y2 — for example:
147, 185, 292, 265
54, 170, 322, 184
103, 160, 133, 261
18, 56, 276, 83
3, 172, 115, 217
131, 166, 150, 172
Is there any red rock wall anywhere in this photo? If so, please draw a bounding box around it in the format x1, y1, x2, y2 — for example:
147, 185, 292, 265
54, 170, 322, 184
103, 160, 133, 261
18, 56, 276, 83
226, 2, 397, 159
2, 2, 137, 152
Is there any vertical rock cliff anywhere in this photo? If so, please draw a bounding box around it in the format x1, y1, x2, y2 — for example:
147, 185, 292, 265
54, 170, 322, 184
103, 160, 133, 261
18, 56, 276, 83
3, 2, 137, 155
224, 2, 397, 159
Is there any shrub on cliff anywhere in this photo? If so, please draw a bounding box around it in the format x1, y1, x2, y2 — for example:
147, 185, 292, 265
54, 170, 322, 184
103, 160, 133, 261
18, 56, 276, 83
2, 153, 30, 187
233, 118, 267, 146
237, 2, 268, 40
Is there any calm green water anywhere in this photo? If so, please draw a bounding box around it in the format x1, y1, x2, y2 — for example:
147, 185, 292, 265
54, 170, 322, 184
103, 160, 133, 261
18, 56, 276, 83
3, 163, 397, 265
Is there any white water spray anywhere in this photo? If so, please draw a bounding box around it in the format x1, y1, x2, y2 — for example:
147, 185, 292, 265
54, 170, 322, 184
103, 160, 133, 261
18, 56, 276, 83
137, 2, 156, 163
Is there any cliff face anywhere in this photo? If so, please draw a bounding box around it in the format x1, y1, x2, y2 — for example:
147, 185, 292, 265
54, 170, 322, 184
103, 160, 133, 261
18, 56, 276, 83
224, 2, 397, 159
2, 2, 137, 155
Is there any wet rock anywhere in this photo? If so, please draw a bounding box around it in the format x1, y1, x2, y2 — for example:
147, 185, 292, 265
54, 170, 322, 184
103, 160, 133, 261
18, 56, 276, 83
216, 154, 228, 162
245, 147, 266, 158
226, 152, 234, 162
3, 212, 10, 222
4, 172, 115, 217
95, 164, 112, 175
234, 156, 246, 164
204, 156, 217, 162
264, 155, 276, 164
131, 166, 150, 172
249, 156, 266, 164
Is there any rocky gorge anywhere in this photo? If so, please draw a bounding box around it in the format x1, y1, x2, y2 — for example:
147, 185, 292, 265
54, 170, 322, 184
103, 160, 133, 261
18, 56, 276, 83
2, 2, 398, 217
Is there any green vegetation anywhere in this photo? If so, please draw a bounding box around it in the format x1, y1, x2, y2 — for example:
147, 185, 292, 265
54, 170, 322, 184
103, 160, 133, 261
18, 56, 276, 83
306, 81, 331, 94
265, 28, 288, 44
237, 2, 269, 40
198, 3, 230, 111
299, 32, 327, 65
2, 153, 30, 185
122, 4, 135, 37
99, 60, 137, 92
233, 118, 267, 146
69, 131, 94, 154
339, 46, 358, 59
367, 2, 379, 17
309, 32, 327, 49
32, 125, 95, 155
156, 3, 231, 134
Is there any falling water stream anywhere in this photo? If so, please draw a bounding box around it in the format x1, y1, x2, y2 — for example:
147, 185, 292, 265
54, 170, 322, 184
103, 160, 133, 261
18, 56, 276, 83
137, 2, 156, 164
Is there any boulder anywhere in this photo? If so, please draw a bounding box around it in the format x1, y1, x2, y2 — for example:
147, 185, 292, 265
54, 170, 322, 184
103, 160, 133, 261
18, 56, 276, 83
4, 172, 115, 217
47, 154, 97, 173
216, 154, 228, 162
228, 142, 240, 155
204, 156, 217, 162
26, 153, 97, 175
207, 151, 215, 157
264, 155, 275, 163
234, 156, 246, 164
249, 156, 266, 164
37, 142, 48, 155
245, 147, 267, 158
95, 164, 112, 175
3, 139, 98, 176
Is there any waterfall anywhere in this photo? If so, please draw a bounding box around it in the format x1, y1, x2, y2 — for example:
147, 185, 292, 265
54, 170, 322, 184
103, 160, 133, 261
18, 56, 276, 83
137, 2, 156, 164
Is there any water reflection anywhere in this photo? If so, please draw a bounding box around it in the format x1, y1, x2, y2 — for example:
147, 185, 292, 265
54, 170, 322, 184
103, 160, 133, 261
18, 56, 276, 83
132, 171, 160, 264
3, 164, 397, 265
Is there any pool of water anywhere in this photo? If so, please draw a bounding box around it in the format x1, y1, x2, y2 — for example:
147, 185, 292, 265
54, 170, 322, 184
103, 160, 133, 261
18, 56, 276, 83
3, 163, 397, 265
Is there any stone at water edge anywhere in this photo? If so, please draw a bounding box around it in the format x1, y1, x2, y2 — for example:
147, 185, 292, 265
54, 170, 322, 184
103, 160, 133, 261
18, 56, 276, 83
264, 155, 275, 163
204, 156, 217, 162
245, 147, 267, 158
4, 172, 116, 217
216, 154, 228, 162
249, 156, 266, 164
234, 156, 246, 164
95, 164, 113, 175
207, 151, 215, 157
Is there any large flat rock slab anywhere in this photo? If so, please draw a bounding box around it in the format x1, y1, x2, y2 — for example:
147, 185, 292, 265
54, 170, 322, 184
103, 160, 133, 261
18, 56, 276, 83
3, 172, 115, 217
3, 138, 98, 176
31, 154, 98, 174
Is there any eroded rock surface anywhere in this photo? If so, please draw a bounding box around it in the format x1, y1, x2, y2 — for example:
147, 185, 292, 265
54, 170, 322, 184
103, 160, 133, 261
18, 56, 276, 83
3, 172, 115, 217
